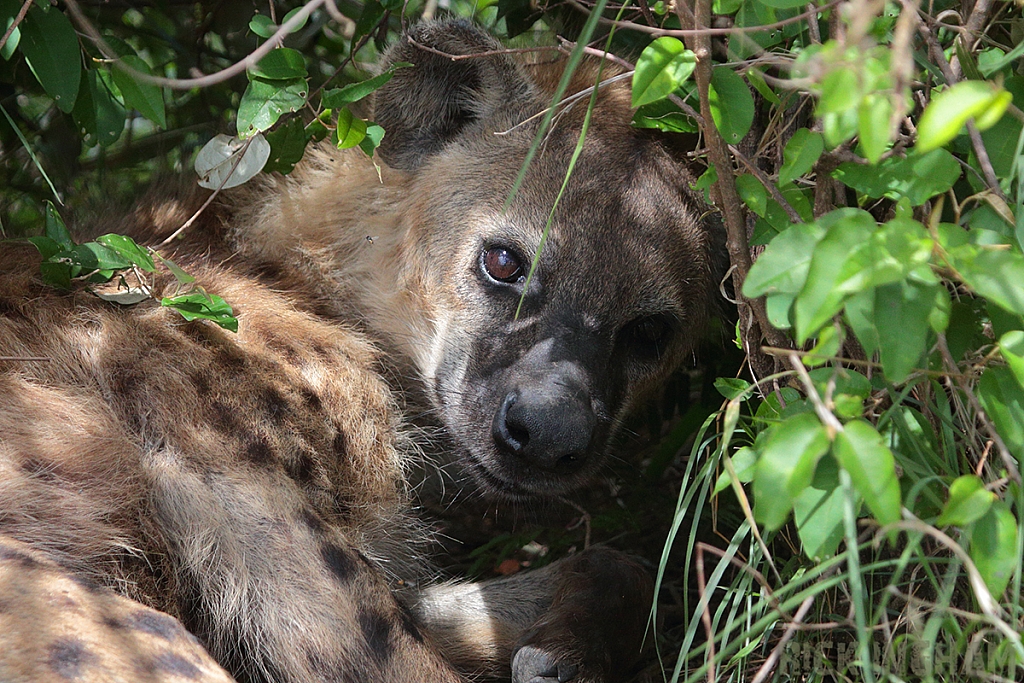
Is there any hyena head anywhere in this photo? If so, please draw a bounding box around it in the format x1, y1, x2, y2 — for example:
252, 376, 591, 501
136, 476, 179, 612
371, 21, 718, 500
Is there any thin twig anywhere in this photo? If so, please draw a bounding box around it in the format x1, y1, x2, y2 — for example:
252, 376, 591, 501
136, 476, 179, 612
558, 497, 592, 549
568, 0, 843, 38
935, 334, 1021, 483
681, 0, 790, 374
0, 0, 31, 55
404, 38, 560, 62
695, 544, 717, 683
750, 595, 816, 683
64, 0, 327, 90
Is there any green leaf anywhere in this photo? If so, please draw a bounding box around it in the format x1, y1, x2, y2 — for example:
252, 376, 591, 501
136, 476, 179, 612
746, 68, 780, 105
161, 292, 238, 332
44, 201, 74, 250
817, 68, 859, 116
112, 55, 166, 128
631, 98, 698, 133
68, 242, 133, 271
917, 80, 1012, 152
753, 412, 831, 530
27, 236, 62, 260
237, 77, 307, 137
249, 48, 307, 80
735, 173, 767, 217
249, 14, 275, 38
759, 0, 812, 8
39, 261, 72, 289
96, 234, 155, 272
873, 279, 936, 383
358, 122, 385, 157
631, 37, 696, 108
833, 149, 961, 206
793, 455, 849, 560
778, 129, 824, 186
334, 107, 367, 149
794, 209, 876, 343
709, 67, 754, 144
19, 4, 81, 113
970, 502, 1018, 598
712, 446, 756, 496
263, 117, 309, 174
833, 420, 901, 526
280, 7, 310, 32
72, 69, 126, 148
954, 247, 1024, 318
857, 93, 892, 164
0, 0, 20, 60
321, 65, 409, 108
743, 221, 826, 297
153, 253, 195, 286
999, 330, 1024, 389
937, 475, 995, 527
977, 366, 1024, 459
714, 377, 751, 400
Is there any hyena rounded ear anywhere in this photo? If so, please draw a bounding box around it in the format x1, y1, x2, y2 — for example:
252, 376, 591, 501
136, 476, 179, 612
373, 20, 539, 171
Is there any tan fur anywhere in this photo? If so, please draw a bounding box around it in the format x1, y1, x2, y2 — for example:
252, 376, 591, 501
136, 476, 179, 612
0, 20, 714, 683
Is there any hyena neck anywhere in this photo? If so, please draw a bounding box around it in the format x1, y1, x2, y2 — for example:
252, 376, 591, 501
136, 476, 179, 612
226, 142, 439, 381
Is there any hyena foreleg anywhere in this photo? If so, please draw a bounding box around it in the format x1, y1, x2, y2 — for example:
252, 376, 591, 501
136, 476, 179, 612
147, 450, 463, 683
407, 547, 653, 683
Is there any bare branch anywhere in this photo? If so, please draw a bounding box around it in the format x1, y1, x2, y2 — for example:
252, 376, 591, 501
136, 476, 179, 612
64, 0, 327, 90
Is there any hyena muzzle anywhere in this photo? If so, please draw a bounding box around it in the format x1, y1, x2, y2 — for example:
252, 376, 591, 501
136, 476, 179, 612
0, 19, 719, 683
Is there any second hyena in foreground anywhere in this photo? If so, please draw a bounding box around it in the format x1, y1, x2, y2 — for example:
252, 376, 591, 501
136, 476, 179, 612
0, 21, 719, 683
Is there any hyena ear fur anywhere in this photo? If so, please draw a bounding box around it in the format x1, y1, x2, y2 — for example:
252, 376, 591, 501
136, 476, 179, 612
373, 19, 540, 171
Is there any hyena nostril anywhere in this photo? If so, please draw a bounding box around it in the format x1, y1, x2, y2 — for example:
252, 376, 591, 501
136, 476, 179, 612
492, 392, 527, 454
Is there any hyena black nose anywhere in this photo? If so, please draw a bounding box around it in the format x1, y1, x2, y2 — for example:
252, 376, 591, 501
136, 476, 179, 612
491, 381, 596, 474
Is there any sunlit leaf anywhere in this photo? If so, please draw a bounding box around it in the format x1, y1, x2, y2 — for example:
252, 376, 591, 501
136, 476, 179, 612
937, 475, 995, 527
778, 129, 824, 186
970, 502, 1018, 598
709, 67, 754, 144
195, 133, 272, 190
161, 292, 238, 332
111, 55, 166, 128
833, 420, 901, 526
917, 80, 1011, 152
631, 37, 696, 108
753, 412, 831, 530
237, 77, 307, 137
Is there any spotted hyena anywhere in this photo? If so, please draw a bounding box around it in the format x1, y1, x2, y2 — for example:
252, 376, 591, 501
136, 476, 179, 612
0, 20, 718, 683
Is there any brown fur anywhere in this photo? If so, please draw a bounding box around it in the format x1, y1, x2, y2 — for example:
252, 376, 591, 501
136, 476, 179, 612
0, 20, 715, 683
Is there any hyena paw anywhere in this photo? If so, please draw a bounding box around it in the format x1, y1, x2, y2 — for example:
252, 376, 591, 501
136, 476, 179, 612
512, 645, 579, 683
512, 547, 653, 683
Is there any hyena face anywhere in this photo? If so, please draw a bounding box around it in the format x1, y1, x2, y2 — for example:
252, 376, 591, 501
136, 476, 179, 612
373, 23, 717, 499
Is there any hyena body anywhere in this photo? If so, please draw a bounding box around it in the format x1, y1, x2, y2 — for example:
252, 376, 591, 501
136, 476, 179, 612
0, 22, 717, 683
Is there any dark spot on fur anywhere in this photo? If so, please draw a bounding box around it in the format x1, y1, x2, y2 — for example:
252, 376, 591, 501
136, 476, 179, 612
210, 401, 239, 431
263, 387, 288, 424
21, 457, 61, 482
244, 437, 275, 467
321, 542, 357, 582
311, 343, 329, 360
0, 544, 40, 568
48, 638, 96, 679
287, 452, 315, 482
152, 652, 201, 679
358, 607, 395, 665
299, 507, 324, 533
300, 388, 322, 409
400, 607, 425, 644
102, 615, 125, 630
127, 609, 182, 642
190, 372, 211, 396
332, 432, 347, 460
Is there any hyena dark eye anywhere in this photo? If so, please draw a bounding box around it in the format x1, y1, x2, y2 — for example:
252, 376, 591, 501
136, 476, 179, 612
621, 315, 674, 358
481, 246, 524, 283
